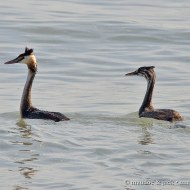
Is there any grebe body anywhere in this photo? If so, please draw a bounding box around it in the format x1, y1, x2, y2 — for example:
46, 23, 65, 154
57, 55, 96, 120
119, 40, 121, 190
4, 47, 69, 122
125, 66, 183, 122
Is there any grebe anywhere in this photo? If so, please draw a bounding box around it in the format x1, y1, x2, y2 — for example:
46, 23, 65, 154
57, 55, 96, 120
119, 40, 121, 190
4, 47, 70, 122
125, 66, 183, 122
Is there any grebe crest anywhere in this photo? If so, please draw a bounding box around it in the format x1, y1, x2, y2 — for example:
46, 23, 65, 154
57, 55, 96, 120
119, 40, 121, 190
4, 47, 69, 122
125, 66, 183, 122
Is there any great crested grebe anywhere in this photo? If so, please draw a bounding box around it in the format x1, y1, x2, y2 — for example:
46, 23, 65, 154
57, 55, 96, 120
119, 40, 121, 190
125, 66, 183, 122
4, 47, 70, 122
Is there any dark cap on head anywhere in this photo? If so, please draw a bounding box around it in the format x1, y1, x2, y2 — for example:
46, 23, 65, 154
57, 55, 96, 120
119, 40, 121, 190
24, 47, 33, 56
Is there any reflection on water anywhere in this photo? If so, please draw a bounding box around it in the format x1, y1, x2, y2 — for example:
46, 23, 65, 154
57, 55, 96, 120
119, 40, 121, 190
138, 127, 155, 145
10, 122, 39, 188
15, 156, 38, 165
16, 119, 31, 128
13, 186, 29, 190
19, 167, 38, 179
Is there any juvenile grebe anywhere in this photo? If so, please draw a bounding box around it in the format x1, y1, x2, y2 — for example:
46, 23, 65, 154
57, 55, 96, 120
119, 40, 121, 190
125, 66, 183, 122
4, 47, 70, 122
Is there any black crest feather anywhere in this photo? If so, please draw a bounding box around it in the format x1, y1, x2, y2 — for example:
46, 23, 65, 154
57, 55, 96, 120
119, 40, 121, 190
24, 47, 33, 56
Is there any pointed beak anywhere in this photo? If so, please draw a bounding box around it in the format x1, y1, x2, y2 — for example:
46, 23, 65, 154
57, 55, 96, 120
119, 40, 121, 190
125, 70, 138, 76
4, 55, 24, 64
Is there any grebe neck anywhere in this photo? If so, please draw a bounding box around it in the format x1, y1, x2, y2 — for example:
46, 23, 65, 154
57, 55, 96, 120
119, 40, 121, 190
20, 69, 36, 117
139, 77, 155, 114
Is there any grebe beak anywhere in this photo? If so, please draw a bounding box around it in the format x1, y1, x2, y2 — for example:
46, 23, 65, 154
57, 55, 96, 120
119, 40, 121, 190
4, 55, 24, 64
125, 70, 138, 76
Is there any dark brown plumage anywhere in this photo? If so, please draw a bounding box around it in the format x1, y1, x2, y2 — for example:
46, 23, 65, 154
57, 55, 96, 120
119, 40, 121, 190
4, 47, 70, 122
125, 66, 183, 122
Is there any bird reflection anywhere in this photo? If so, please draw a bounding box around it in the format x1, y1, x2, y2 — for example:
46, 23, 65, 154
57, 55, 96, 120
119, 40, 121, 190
13, 186, 29, 190
138, 127, 154, 145
10, 121, 39, 188
16, 119, 30, 128
19, 167, 38, 179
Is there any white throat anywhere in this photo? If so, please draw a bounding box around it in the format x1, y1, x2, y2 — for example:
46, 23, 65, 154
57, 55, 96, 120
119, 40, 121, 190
21, 54, 37, 65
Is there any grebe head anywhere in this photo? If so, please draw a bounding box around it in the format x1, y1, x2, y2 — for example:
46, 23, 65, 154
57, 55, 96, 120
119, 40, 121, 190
125, 66, 155, 81
4, 47, 37, 72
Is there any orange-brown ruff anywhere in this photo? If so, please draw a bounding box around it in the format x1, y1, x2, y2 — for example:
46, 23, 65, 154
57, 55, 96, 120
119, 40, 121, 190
125, 66, 183, 122
4, 47, 70, 122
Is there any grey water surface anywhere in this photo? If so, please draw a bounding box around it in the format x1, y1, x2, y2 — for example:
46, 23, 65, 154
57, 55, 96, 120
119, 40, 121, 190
0, 1, 190, 190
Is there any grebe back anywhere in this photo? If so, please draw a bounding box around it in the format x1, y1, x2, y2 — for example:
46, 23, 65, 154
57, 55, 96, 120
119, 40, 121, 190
4, 47, 70, 122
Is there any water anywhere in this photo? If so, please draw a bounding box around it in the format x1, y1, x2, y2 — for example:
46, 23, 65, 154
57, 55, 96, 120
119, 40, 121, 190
0, 0, 190, 189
